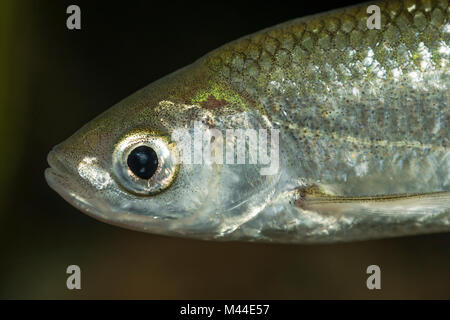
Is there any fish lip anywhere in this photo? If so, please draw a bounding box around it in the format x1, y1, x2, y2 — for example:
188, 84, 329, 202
45, 149, 194, 234
45, 149, 177, 224
45, 149, 104, 219
45, 158, 182, 235
46, 148, 64, 174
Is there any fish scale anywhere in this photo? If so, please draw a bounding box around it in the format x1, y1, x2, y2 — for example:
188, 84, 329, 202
203, 0, 449, 195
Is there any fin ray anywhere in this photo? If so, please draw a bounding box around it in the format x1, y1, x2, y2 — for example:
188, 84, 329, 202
295, 188, 450, 217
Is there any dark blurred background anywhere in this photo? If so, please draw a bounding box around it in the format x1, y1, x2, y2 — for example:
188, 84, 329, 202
0, 0, 449, 299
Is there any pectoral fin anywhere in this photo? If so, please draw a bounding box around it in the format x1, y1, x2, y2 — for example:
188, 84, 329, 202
295, 186, 450, 217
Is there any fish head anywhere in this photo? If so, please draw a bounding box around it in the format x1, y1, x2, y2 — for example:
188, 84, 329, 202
45, 66, 282, 239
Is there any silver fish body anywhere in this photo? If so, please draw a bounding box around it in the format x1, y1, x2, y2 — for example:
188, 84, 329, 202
46, 0, 450, 243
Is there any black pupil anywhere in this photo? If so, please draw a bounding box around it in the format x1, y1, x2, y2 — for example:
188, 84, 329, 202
127, 146, 158, 179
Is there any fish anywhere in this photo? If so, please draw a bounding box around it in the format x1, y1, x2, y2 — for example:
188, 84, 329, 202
45, 0, 450, 243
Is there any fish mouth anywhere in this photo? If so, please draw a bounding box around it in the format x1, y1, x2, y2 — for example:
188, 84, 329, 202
45, 149, 177, 231
45, 149, 105, 219
45, 149, 203, 235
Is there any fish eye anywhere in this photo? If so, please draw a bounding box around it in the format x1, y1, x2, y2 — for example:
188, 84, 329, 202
112, 132, 178, 195
127, 146, 158, 179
